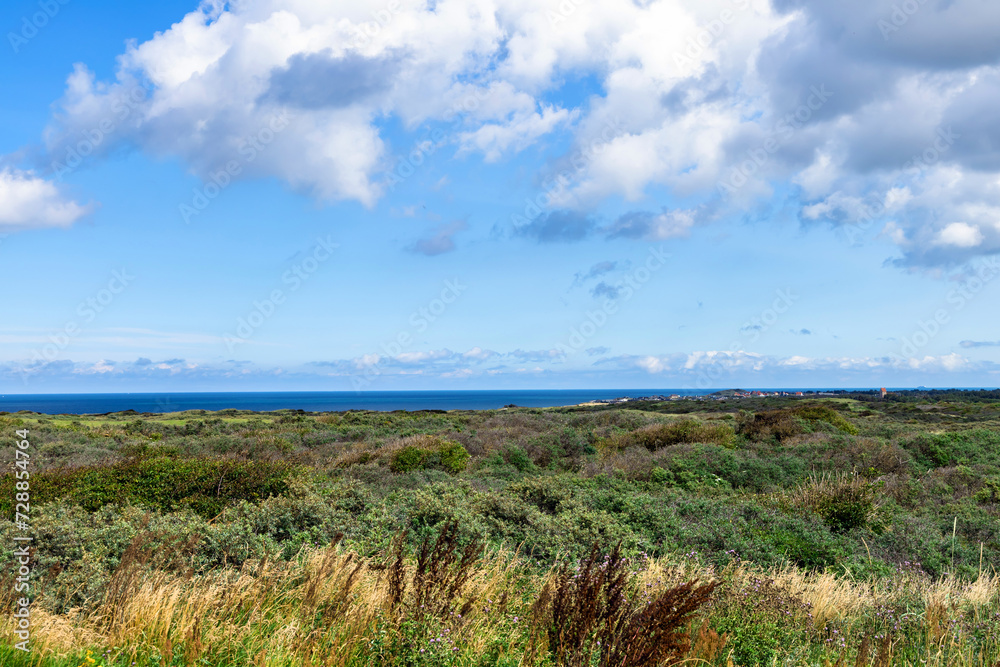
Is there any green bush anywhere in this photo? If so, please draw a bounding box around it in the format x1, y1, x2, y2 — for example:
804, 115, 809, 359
736, 409, 802, 442
388, 437, 470, 475
390, 446, 428, 473
793, 404, 859, 435
438, 440, 471, 473
600, 419, 735, 452
0, 456, 297, 518
779, 473, 882, 534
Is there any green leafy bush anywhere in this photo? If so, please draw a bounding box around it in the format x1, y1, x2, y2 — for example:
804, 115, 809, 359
793, 404, 859, 435
388, 436, 470, 474
599, 419, 735, 452
778, 472, 883, 533
0, 456, 297, 518
390, 446, 428, 473
736, 409, 803, 442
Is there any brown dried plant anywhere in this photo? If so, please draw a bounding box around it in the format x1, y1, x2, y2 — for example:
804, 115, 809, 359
532, 542, 717, 667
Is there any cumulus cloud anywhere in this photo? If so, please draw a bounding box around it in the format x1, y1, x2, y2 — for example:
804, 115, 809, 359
590, 281, 621, 300
510, 348, 565, 362
458, 104, 575, 163
937, 222, 984, 249
604, 208, 696, 241
746, 0, 1000, 266
463, 346, 497, 360
37, 1, 507, 206
576, 260, 618, 282
961, 340, 1000, 348
264, 50, 404, 110
408, 219, 468, 256
0, 168, 94, 230
514, 210, 595, 243
18, 0, 1000, 267
607, 350, 995, 378
6, 347, 998, 390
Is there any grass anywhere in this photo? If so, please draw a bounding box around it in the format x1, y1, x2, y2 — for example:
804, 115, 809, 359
1, 533, 998, 666
2, 391, 1000, 664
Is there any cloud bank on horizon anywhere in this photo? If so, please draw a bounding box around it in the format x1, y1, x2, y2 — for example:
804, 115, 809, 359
2, 0, 1000, 390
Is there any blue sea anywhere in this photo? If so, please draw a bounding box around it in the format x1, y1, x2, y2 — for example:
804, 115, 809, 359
0, 388, 913, 414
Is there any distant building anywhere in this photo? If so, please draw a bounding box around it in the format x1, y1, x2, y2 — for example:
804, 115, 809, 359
880, 387, 887, 399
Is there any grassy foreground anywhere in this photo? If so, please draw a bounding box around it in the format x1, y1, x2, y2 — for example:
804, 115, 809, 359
2, 390, 1000, 665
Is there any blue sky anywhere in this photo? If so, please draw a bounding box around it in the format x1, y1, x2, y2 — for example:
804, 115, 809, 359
2, 0, 999, 392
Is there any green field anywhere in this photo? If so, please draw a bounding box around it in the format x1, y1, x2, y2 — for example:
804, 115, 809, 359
2, 390, 1000, 666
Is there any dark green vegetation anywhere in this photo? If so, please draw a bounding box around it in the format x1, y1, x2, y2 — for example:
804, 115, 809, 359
3, 394, 1000, 577
1, 390, 1000, 665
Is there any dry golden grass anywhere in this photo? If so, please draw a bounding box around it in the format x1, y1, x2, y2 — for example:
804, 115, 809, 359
3, 543, 1000, 667
0, 533, 535, 667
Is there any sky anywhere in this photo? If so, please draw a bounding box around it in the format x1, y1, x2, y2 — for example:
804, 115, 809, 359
1, 0, 999, 393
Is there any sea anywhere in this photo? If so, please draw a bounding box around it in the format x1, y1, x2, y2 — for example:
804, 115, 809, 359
0, 388, 908, 415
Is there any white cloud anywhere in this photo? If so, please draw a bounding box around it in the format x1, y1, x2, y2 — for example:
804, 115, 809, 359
394, 349, 454, 364
0, 168, 94, 230
458, 105, 575, 163
617, 351, 980, 376
463, 346, 497, 360
21, 0, 1000, 268
937, 222, 984, 248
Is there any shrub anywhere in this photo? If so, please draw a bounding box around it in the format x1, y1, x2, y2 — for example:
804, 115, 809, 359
901, 429, 1000, 471
794, 404, 859, 435
779, 472, 883, 533
737, 405, 858, 443
600, 419, 735, 452
0, 456, 297, 518
390, 446, 428, 473
736, 409, 802, 442
503, 445, 535, 472
438, 440, 471, 473
388, 437, 470, 474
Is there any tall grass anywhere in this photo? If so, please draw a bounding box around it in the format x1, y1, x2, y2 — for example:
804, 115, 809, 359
2, 530, 999, 667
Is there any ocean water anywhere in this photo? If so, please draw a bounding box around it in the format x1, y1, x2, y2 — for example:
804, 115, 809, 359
0, 388, 907, 414
0, 389, 720, 414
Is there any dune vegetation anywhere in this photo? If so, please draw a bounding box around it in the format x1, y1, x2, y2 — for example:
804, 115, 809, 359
2, 390, 1000, 666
